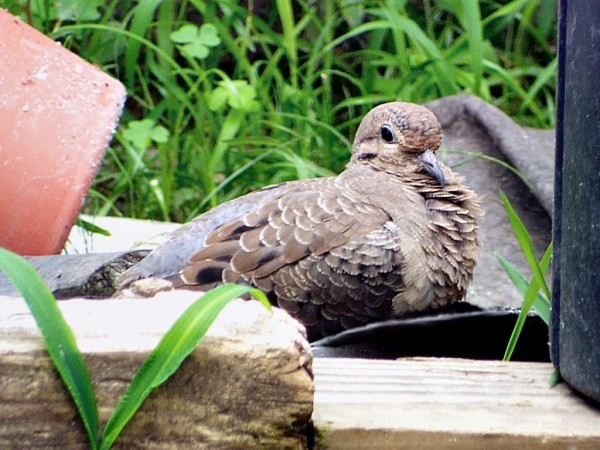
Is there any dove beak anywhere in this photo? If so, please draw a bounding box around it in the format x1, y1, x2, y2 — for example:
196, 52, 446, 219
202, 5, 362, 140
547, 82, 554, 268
418, 149, 446, 187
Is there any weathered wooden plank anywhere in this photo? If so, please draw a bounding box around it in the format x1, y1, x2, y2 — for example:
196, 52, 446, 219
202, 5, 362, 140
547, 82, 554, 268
4, 290, 600, 449
0, 293, 313, 449
313, 357, 600, 449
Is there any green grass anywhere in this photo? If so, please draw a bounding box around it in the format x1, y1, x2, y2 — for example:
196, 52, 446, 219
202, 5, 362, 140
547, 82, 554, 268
495, 192, 552, 362
4, 0, 557, 223
0, 247, 270, 449
495, 191, 559, 384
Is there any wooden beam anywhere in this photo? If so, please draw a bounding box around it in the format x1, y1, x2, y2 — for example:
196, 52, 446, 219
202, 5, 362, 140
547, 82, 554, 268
3, 291, 600, 448
313, 357, 600, 449
0, 293, 313, 448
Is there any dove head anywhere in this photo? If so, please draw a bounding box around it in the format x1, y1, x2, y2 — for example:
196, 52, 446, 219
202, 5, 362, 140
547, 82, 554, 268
350, 102, 445, 186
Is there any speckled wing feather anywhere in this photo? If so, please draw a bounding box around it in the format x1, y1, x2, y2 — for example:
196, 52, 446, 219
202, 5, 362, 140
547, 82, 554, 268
118, 179, 323, 285
178, 176, 409, 338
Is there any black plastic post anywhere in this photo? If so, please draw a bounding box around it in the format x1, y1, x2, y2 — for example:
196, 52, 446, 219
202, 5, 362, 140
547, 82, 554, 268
552, 1, 600, 402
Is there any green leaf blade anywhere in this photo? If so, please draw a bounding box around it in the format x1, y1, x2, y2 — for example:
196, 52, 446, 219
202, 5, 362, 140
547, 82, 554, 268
100, 284, 270, 449
124, 0, 162, 89
495, 252, 550, 325
459, 0, 484, 95
499, 191, 552, 300
0, 248, 99, 449
75, 217, 111, 237
497, 192, 553, 361
502, 269, 543, 361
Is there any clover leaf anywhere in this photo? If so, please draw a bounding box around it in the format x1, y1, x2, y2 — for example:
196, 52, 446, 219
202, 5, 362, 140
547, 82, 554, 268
170, 24, 221, 60
123, 119, 170, 151
208, 79, 258, 112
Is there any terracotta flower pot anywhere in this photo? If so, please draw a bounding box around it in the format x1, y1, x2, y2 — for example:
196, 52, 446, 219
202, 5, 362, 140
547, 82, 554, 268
0, 10, 126, 255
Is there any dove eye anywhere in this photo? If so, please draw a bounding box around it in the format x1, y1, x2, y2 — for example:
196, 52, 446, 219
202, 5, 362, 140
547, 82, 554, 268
380, 125, 396, 143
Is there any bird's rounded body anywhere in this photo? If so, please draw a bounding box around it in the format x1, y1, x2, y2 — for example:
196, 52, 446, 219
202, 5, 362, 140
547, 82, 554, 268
121, 102, 481, 340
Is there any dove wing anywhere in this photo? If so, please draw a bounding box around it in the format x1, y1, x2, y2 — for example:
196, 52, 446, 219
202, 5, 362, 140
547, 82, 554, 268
179, 180, 392, 288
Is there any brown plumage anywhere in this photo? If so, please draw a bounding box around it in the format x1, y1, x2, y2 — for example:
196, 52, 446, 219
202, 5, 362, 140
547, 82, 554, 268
124, 102, 481, 340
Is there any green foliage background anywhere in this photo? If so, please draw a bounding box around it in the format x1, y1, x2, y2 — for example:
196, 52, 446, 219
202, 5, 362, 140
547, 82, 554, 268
6, 0, 557, 223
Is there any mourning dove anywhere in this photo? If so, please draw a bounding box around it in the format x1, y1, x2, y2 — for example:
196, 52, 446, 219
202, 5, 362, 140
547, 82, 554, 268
120, 102, 481, 340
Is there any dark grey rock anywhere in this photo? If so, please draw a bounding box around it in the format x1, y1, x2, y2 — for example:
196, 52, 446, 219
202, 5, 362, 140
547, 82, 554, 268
0, 251, 148, 298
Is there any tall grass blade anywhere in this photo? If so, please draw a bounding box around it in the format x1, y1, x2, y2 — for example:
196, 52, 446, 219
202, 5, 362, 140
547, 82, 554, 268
503, 271, 543, 361
0, 248, 99, 449
460, 0, 484, 95
100, 284, 270, 449
519, 58, 558, 115
499, 191, 552, 300
498, 191, 553, 361
495, 251, 551, 325
196, 150, 274, 213
447, 150, 535, 191
75, 217, 111, 237
483, 60, 547, 124
501, 245, 552, 362
482, 0, 529, 29
378, 11, 458, 96
514, 0, 538, 66
124, 0, 162, 89
276, 0, 298, 87
549, 369, 562, 387
537, 1, 557, 39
